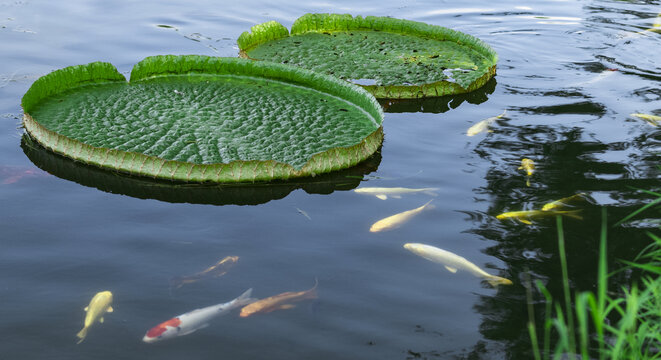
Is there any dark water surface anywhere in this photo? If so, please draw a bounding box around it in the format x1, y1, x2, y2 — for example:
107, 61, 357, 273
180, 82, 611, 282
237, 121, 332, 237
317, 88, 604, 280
1, 1, 659, 359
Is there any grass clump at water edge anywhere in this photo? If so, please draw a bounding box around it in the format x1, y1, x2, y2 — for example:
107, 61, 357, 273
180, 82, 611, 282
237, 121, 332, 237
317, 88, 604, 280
527, 197, 661, 360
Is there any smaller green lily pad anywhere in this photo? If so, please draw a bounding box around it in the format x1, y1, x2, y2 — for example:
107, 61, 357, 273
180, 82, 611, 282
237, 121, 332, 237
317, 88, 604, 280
21, 55, 384, 182
238, 13, 498, 99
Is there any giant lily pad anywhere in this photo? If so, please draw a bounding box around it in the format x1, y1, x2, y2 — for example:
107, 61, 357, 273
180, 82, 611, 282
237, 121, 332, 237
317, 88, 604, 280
238, 13, 498, 99
21, 55, 383, 182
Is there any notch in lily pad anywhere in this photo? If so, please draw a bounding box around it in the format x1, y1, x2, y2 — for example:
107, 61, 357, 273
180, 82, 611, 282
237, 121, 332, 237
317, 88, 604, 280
238, 13, 498, 99
21, 55, 384, 183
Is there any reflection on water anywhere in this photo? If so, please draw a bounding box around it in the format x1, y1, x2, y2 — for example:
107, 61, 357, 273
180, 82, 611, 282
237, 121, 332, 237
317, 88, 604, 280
380, 78, 496, 113
21, 135, 382, 206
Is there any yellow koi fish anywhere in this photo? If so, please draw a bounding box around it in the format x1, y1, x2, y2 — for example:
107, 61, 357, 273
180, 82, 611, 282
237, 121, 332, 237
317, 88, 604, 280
170, 255, 239, 290
630, 113, 660, 127
77, 291, 113, 344
369, 200, 434, 232
354, 186, 439, 200
541, 193, 588, 211
239, 280, 318, 317
404, 243, 512, 287
518, 158, 535, 176
466, 111, 506, 136
496, 209, 583, 225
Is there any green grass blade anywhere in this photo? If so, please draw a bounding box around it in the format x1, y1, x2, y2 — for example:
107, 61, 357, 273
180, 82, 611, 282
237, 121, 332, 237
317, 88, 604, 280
613, 196, 661, 227
556, 215, 577, 357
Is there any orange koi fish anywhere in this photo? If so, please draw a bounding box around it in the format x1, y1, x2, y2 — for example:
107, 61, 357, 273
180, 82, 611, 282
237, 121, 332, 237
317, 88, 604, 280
170, 256, 239, 290
239, 280, 318, 317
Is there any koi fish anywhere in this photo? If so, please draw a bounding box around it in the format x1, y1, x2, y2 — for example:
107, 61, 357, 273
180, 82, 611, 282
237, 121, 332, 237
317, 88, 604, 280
239, 280, 318, 317
541, 193, 588, 211
518, 158, 535, 176
77, 291, 113, 344
403, 243, 512, 287
170, 256, 239, 290
630, 113, 660, 127
143, 288, 255, 343
1, 166, 49, 184
369, 200, 434, 232
496, 209, 583, 225
354, 187, 439, 200
296, 207, 312, 220
466, 111, 506, 136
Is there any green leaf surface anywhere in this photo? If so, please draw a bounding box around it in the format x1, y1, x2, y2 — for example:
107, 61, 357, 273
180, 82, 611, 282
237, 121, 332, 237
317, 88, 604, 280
238, 13, 498, 99
21, 56, 384, 182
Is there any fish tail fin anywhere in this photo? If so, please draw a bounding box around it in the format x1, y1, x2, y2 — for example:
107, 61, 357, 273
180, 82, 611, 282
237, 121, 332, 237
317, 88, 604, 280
423, 189, 439, 197
486, 275, 513, 287
422, 199, 435, 210
308, 278, 319, 299
562, 210, 583, 220
233, 288, 257, 307
76, 327, 88, 344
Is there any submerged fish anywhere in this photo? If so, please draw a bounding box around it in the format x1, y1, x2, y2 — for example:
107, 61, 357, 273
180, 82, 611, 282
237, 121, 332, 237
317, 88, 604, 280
143, 288, 255, 343
77, 291, 114, 344
403, 243, 512, 287
630, 113, 660, 127
541, 193, 588, 211
170, 256, 239, 290
239, 280, 318, 317
1, 166, 49, 185
518, 158, 535, 177
296, 207, 312, 220
354, 186, 439, 200
466, 111, 506, 136
369, 200, 434, 232
496, 209, 583, 225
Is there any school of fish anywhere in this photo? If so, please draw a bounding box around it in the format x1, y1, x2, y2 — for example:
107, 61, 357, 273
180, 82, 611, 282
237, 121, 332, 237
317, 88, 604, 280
67, 108, 599, 345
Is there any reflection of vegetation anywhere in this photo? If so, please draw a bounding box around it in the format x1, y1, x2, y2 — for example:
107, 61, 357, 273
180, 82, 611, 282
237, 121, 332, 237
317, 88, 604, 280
379, 78, 496, 114
528, 196, 661, 359
21, 135, 382, 206
464, 117, 660, 358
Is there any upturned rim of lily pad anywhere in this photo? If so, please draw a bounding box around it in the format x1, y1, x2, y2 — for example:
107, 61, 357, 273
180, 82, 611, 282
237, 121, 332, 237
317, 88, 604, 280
21, 55, 384, 183
237, 13, 498, 99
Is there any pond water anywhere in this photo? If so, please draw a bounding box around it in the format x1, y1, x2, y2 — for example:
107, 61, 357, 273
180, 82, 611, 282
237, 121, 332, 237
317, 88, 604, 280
1, 0, 659, 359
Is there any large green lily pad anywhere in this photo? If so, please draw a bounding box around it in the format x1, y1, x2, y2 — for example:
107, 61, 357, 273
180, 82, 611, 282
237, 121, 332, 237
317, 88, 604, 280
238, 13, 498, 99
21, 55, 383, 182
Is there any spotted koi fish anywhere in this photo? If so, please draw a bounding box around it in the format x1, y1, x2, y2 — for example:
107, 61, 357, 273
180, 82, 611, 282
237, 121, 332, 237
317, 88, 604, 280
142, 288, 255, 343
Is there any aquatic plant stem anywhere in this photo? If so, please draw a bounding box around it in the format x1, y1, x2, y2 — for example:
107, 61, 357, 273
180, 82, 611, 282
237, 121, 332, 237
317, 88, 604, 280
525, 271, 542, 360
556, 215, 577, 358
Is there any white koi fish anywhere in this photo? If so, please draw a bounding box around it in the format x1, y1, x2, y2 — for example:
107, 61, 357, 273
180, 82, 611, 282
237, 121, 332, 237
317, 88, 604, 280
466, 111, 506, 136
354, 187, 439, 200
369, 200, 434, 232
403, 243, 512, 287
142, 288, 256, 343
77, 291, 114, 344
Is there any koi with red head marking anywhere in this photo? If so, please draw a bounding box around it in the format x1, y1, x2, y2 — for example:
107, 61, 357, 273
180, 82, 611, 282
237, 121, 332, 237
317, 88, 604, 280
143, 317, 182, 342
142, 289, 255, 343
